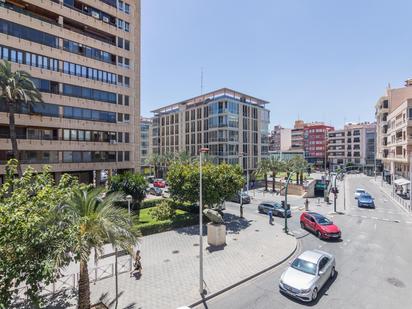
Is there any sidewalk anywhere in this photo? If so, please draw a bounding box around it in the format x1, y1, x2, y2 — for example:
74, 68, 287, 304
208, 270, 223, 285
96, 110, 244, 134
52, 206, 296, 309
372, 176, 412, 213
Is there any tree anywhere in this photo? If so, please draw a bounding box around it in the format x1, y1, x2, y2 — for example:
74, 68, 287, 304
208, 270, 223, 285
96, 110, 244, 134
291, 156, 308, 185
172, 151, 193, 165
0, 160, 79, 308
269, 157, 285, 192
146, 153, 162, 177
58, 187, 140, 309
167, 162, 244, 209
255, 159, 271, 191
0, 60, 42, 177
109, 172, 148, 217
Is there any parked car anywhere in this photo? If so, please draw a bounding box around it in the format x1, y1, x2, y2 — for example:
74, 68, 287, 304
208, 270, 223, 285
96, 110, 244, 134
258, 202, 291, 217
230, 192, 251, 204
358, 193, 375, 208
162, 188, 170, 198
354, 188, 366, 199
148, 187, 163, 196
300, 212, 341, 240
153, 179, 166, 188
279, 250, 336, 302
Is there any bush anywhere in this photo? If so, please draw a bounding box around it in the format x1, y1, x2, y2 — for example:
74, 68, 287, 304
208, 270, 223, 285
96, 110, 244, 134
141, 198, 163, 209
138, 211, 199, 236
168, 199, 198, 213
148, 201, 175, 221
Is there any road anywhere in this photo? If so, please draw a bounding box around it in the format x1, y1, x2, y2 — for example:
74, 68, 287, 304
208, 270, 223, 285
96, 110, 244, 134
194, 175, 412, 309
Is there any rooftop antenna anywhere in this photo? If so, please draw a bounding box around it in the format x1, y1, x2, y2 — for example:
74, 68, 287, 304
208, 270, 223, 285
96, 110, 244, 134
200, 67, 204, 95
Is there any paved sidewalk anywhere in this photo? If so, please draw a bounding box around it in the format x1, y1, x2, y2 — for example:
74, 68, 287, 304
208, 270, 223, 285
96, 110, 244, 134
371, 176, 412, 213
53, 206, 296, 309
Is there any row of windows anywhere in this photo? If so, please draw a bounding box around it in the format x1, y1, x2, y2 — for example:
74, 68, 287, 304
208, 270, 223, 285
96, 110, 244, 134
63, 39, 115, 64
0, 100, 60, 117
63, 106, 117, 123
63, 129, 129, 143
63, 61, 119, 85
63, 151, 129, 163
0, 19, 58, 48
63, 0, 116, 26
63, 84, 117, 104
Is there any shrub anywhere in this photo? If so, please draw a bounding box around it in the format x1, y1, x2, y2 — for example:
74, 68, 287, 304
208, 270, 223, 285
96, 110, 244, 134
141, 198, 163, 209
148, 201, 175, 221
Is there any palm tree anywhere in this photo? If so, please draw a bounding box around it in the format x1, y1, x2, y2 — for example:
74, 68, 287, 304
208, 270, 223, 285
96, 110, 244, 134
0, 60, 42, 177
173, 151, 193, 165
269, 157, 285, 193
59, 187, 140, 309
255, 158, 271, 191
291, 156, 308, 185
146, 153, 161, 177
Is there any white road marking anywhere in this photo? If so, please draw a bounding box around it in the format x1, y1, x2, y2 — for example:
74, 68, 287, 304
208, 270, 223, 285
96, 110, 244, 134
374, 223, 377, 230
372, 217, 378, 220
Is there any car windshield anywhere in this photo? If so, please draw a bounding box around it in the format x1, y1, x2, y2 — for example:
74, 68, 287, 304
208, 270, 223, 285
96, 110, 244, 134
291, 258, 317, 275
360, 194, 371, 199
356, 189, 365, 194
314, 215, 332, 226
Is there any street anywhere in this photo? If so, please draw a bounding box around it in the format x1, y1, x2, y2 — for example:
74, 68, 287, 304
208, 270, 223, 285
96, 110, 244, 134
195, 175, 412, 309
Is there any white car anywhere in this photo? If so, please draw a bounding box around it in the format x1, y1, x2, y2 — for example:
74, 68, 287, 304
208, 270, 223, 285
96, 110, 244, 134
279, 250, 336, 302
354, 188, 366, 199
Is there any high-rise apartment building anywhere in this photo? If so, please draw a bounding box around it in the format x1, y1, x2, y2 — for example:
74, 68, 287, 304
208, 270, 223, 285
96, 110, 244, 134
0, 0, 140, 183
269, 125, 291, 152
376, 81, 412, 182
140, 117, 152, 174
328, 122, 376, 173
303, 122, 334, 167
151, 88, 270, 174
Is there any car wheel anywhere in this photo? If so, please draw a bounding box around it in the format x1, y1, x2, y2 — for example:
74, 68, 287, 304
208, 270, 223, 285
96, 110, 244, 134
330, 266, 335, 279
317, 231, 322, 239
300, 222, 305, 229
311, 288, 318, 301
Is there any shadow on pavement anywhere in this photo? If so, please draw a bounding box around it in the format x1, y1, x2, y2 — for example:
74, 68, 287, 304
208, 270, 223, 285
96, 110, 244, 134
41, 289, 77, 309
96, 291, 137, 309
223, 213, 252, 234
206, 244, 226, 253
280, 270, 339, 306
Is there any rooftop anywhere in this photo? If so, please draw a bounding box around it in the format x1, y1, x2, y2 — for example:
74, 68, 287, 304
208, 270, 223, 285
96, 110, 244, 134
151, 88, 269, 115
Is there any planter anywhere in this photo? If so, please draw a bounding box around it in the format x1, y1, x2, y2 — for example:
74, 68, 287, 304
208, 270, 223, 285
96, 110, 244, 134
207, 222, 226, 246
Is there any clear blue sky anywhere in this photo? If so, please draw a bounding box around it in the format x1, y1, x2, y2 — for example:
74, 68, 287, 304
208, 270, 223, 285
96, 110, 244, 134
141, 0, 412, 129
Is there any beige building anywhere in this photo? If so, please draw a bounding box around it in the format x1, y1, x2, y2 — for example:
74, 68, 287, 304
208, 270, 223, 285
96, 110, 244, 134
269, 125, 291, 152
140, 117, 152, 174
291, 119, 304, 151
376, 81, 412, 181
0, 0, 140, 183
151, 88, 270, 174
327, 122, 376, 173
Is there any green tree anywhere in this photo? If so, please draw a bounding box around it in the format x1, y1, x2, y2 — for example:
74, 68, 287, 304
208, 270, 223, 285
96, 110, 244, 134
146, 153, 162, 177
109, 172, 148, 217
167, 162, 244, 209
269, 157, 285, 192
255, 158, 271, 191
58, 187, 140, 309
0, 60, 42, 177
291, 156, 308, 185
0, 161, 79, 308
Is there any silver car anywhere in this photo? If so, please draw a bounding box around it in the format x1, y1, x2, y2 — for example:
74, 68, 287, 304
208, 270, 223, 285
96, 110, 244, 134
354, 188, 366, 199
279, 250, 336, 302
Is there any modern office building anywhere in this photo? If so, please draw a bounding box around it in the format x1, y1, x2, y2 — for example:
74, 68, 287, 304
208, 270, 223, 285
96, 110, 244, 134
376, 81, 412, 182
0, 0, 140, 183
269, 125, 291, 152
303, 122, 334, 167
327, 122, 376, 173
151, 88, 270, 174
269, 149, 304, 161
291, 120, 305, 151
140, 117, 152, 174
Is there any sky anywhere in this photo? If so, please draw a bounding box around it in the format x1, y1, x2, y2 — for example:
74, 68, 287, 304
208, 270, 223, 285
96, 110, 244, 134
141, 0, 412, 129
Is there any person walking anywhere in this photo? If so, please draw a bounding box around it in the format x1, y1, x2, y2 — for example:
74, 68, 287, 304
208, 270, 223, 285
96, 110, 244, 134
133, 250, 142, 276
268, 210, 273, 225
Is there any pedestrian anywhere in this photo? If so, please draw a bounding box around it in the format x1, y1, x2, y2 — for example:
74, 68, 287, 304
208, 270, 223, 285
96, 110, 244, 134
268, 210, 273, 225
305, 198, 309, 211
240, 197, 244, 218
133, 250, 142, 276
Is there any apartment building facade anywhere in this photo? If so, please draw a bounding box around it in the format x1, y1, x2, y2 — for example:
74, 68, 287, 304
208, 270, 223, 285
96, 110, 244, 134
0, 0, 140, 183
291, 120, 305, 151
328, 123, 376, 173
140, 117, 152, 174
269, 125, 291, 152
303, 122, 334, 167
376, 82, 412, 181
151, 88, 270, 174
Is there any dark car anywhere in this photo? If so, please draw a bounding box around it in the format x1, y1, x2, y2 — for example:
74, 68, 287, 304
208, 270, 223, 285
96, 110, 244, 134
258, 202, 291, 217
149, 187, 163, 196
358, 193, 375, 208
230, 192, 251, 204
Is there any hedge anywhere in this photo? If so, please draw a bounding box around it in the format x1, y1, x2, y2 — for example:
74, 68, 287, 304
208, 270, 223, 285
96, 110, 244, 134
138, 211, 199, 236
141, 198, 163, 209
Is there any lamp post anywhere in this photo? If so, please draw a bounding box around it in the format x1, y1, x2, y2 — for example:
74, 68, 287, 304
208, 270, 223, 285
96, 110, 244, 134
284, 173, 292, 234
126, 195, 133, 216
199, 147, 208, 296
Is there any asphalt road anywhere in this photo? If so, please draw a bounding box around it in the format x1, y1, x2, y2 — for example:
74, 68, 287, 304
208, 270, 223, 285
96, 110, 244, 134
194, 175, 412, 309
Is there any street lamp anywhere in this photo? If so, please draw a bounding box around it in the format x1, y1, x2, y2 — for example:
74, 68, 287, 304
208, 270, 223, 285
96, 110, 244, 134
126, 195, 133, 216
238, 152, 249, 195
199, 147, 209, 296
283, 173, 293, 234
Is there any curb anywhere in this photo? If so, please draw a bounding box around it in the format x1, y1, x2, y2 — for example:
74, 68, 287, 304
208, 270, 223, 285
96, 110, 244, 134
373, 180, 410, 215
188, 237, 299, 308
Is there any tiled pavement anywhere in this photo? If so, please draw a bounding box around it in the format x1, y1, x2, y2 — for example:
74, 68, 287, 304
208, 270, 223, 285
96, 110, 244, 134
51, 205, 296, 309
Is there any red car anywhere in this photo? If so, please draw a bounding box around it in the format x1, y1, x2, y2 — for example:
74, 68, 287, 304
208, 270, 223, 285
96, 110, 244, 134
153, 179, 166, 188
300, 212, 341, 240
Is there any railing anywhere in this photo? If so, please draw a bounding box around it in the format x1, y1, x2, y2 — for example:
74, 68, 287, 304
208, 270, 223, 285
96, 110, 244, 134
0, 2, 60, 26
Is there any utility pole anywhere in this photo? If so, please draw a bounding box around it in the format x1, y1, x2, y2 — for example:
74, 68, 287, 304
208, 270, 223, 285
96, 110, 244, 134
284, 173, 292, 234
410, 153, 412, 212
199, 147, 208, 296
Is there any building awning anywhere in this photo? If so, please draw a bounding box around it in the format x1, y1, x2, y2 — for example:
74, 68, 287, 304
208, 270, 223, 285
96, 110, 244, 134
393, 178, 411, 186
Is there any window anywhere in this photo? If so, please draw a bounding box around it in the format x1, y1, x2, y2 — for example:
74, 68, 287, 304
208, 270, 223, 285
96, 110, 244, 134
125, 40, 130, 51
63, 39, 116, 64
118, 38, 124, 48
124, 95, 130, 106
124, 3, 130, 14
63, 106, 116, 123
318, 257, 329, 272
63, 84, 117, 104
